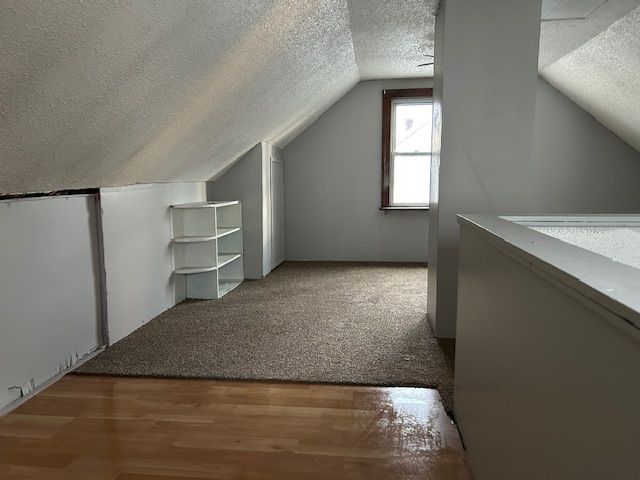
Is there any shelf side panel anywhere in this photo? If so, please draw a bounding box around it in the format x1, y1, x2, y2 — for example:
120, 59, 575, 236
178, 208, 216, 236
218, 256, 244, 298
217, 229, 243, 258
173, 242, 217, 270
186, 270, 219, 299
216, 203, 242, 232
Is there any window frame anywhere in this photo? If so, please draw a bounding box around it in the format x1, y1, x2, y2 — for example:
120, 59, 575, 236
381, 88, 433, 210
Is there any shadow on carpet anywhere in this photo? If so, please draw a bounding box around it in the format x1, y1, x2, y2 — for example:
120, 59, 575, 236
76, 262, 455, 415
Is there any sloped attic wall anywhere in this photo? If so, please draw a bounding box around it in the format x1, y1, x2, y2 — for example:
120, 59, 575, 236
0, 0, 357, 193
0, 0, 437, 194
540, 4, 640, 153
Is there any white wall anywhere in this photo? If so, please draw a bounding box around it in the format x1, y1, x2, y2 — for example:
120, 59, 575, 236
428, 0, 542, 337
209, 142, 283, 279
533, 78, 640, 213
0, 195, 102, 409
427, 6, 445, 330
455, 220, 640, 479
283, 78, 430, 262
430, 2, 640, 339
209, 143, 265, 279
100, 182, 205, 344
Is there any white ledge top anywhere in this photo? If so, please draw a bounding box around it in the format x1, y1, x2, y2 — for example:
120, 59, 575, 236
171, 201, 239, 209
457, 214, 640, 332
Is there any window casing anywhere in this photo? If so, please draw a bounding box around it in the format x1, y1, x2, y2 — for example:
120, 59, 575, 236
381, 88, 433, 209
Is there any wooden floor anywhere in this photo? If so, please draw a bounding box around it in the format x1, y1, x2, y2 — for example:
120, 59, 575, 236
0, 376, 473, 479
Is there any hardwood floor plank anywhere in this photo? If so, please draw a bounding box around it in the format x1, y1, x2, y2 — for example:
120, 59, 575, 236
0, 376, 473, 479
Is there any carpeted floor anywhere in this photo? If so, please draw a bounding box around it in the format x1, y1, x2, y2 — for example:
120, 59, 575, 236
76, 262, 454, 414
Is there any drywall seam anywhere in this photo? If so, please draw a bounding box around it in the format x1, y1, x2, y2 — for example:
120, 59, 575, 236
94, 193, 109, 345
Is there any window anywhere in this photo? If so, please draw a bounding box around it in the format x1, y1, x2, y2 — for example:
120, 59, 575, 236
381, 88, 433, 209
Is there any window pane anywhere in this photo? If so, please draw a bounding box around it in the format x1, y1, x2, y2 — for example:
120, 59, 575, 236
391, 154, 430, 205
394, 103, 432, 153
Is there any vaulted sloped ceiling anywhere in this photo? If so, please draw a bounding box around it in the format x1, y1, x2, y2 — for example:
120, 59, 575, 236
539, 0, 640, 152
0, 0, 435, 194
348, 0, 435, 80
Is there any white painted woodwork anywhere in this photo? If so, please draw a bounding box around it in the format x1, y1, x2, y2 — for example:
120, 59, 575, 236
171, 201, 244, 299
216, 227, 241, 238
0, 195, 102, 410
455, 214, 640, 479
174, 266, 218, 275
218, 255, 245, 298
184, 271, 218, 300
100, 182, 206, 344
173, 235, 217, 243
270, 154, 285, 269
172, 201, 238, 209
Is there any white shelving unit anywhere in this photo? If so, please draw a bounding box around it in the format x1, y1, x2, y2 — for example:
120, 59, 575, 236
170, 201, 243, 299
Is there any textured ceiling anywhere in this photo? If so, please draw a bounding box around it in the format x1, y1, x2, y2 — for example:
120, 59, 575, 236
539, 0, 639, 67
540, 4, 640, 153
542, 0, 608, 21
0, 0, 437, 194
348, 0, 436, 79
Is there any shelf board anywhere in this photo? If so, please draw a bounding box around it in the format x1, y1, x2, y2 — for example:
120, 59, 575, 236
174, 266, 217, 275
218, 279, 242, 297
173, 235, 216, 243
174, 254, 241, 275
171, 201, 239, 209
216, 227, 240, 238
217, 253, 242, 268
172, 227, 240, 243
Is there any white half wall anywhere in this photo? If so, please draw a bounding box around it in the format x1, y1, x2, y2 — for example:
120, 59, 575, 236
455, 218, 640, 479
283, 78, 430, 262
0, 195, 102, 409
100, 182, 206, 344
533, 77, 640, 213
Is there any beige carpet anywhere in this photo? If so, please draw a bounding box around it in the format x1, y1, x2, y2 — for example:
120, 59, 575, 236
76, 262, 454, 414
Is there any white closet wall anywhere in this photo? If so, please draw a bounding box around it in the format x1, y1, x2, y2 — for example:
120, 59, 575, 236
209, 141, 285, 278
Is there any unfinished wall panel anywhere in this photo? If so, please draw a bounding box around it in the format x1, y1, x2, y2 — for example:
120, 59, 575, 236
0, 195, 102, 410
